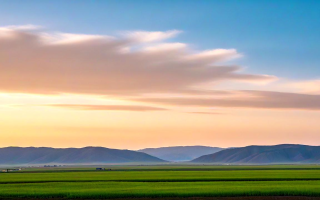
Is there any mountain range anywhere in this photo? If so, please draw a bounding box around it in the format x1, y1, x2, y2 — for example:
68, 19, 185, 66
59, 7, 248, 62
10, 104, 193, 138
2, 144, 320, 165
192, 144, 320, 164
0, 146, 165, 165
139, 146, 223, 161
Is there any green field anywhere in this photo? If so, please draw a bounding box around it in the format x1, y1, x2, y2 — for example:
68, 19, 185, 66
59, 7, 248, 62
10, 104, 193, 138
1, 165, 320, 199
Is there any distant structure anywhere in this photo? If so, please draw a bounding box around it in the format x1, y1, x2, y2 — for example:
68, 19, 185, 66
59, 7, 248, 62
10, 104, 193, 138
1, 168, 21, 173
96, 168, 112, 171
44, 165, 60, 167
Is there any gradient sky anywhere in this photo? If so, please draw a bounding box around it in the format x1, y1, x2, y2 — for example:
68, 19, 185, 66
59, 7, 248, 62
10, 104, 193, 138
0, 0, 320, 149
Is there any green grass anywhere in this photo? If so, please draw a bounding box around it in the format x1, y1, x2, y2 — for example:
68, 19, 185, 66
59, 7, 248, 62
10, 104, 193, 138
1, 181, 320, 198
2, 170, 320, 183
1, 165, 320, 198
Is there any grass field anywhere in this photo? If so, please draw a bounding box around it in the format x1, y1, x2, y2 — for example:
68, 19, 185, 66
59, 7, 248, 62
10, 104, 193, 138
1, 165, 320, 199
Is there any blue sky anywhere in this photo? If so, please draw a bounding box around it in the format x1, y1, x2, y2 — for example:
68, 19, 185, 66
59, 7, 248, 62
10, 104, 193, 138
0, 0, 319, 79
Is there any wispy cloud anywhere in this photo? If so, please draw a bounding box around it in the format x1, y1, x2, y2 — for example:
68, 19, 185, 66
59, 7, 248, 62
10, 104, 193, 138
0, 26, 275, 97
133, 90, 320, 111
124, 30, 182, 43
42, 104, 167, 111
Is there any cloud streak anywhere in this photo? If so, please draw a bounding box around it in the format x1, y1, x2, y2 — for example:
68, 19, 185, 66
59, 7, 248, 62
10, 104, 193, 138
134, 91, 320, 111
44, 104, 167, 111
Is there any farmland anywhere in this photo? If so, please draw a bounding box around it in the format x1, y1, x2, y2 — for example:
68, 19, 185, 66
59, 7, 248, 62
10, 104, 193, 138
1, 165, 320, 199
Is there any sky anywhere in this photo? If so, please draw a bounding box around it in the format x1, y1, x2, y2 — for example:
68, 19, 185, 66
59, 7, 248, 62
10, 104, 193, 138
0, 0, 320, 149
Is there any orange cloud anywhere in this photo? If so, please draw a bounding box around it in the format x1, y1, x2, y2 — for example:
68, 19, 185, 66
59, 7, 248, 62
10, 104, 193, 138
134, 90, 320, 111
44, 104, 167, 111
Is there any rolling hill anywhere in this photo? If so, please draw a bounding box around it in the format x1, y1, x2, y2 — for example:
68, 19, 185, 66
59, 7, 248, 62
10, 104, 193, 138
139, 146, 223, 161
0, 146, 166, 165
192, 144, 320, 164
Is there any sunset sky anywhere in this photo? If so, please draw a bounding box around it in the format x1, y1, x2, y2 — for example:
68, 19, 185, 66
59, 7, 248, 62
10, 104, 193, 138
1, 0, 320, 149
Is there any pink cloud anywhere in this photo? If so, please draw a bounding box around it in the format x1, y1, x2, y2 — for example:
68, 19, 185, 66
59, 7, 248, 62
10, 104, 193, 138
0, 26, 275, 96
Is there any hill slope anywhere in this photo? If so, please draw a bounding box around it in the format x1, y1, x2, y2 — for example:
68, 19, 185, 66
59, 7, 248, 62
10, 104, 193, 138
139, 146, 223, 161
192, 144, 320, 164
0, 147, 166, 165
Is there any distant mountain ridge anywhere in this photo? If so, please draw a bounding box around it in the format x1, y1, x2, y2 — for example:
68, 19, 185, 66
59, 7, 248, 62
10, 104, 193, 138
139, 146, 224, 161
192, 144, 320, 164
0, 146, 166, 165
